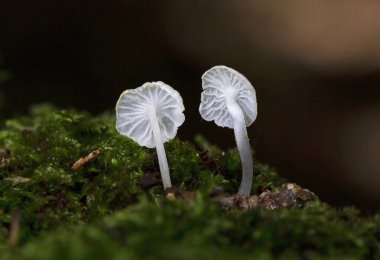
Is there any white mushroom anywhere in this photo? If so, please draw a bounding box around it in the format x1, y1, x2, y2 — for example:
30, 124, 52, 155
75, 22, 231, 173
199, 65, 257, 196
115, 81, 185, 190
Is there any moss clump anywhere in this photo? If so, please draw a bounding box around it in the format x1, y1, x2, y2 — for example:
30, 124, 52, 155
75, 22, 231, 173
0, 105, 379, 259
7, 197, 380, 260
0, 105, 278, 243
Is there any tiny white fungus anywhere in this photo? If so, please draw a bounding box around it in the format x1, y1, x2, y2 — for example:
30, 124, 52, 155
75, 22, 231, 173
200, 65, 257, 196
115, 81, 185, 190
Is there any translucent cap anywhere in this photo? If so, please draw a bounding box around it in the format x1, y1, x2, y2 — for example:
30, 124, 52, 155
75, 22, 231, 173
116, 81, 185, 148
199, 65, 257, 128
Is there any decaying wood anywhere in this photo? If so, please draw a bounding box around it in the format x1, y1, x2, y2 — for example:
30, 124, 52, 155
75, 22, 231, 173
164, 183, 316, 211
213, 183, 317, 210
165, 187, 196, 201
71, 149, 101, 170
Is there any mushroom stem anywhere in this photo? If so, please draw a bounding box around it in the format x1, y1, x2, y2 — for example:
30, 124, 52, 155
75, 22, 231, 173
148, 106, 172, 190
227, 99, 253, 197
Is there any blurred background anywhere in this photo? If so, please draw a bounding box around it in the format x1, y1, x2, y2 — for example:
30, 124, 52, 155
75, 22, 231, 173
1, 0, 380, 211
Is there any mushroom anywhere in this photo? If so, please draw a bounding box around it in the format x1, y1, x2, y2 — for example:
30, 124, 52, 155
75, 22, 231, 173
199, 65, 257, 196
115, 81, 185, 190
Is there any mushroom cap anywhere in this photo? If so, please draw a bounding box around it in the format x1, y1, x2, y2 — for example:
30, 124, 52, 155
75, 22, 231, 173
116, 81, 185, 148
199, 65, 257, 128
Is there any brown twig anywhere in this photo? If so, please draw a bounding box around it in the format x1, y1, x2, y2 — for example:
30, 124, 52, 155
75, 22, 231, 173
71, 149, 101, 170
8, 211, 21, 247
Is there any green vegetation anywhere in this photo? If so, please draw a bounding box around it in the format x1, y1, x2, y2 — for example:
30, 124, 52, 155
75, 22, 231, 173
0, 105, 379, 259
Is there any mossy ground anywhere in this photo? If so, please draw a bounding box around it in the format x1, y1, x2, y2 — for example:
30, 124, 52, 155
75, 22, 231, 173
0, 105, 379, 259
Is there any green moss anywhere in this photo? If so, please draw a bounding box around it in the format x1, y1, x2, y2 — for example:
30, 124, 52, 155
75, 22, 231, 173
7, 197, 380, 260
0, 105, 379, 259
0, 105, 152, 244
0, 105, 254, 243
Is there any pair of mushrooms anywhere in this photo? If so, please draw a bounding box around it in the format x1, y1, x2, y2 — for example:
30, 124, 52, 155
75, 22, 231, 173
115, 65, 257, 197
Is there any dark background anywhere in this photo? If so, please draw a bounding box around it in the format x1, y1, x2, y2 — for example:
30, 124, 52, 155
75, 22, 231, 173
1, 1, 380, 211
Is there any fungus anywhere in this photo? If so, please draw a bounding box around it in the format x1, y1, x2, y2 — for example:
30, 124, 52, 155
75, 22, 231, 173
199, 65, 257, 196
115, 82, 185, 190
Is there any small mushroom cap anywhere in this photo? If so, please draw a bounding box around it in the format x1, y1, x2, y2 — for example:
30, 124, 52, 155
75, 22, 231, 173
116, 81, 185, 148
200, 65, 257, 128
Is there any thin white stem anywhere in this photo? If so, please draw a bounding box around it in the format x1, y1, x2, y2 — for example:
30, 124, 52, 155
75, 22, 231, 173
148, 107, 172, 190
227, 99, 253, 196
